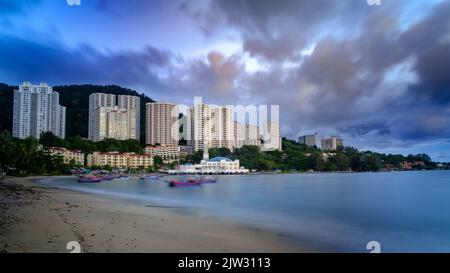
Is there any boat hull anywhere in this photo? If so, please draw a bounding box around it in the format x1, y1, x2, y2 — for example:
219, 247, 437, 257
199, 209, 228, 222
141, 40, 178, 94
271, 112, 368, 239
168, 180, 202, 187
78, 178, 102, 183
140, 175, 159, 180
78, 174, 103, 183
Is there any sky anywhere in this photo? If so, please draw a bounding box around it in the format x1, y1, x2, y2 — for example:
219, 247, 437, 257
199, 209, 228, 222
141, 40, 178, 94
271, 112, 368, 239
0, 0, 449, 161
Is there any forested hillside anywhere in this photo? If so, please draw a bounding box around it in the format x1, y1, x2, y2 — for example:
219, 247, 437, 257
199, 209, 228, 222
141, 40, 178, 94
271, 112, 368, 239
0, 83, 155, 142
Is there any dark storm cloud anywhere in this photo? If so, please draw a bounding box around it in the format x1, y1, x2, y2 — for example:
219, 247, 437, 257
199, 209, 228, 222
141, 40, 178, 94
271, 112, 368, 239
0, 34, 243, 104
340, 121, 391, 137
1, 0, 449, 152
186, 0, 450, 144
411, 43, 450, 105
179, 51, 244, 98
183, 0, 381, 61
150, 51, 246, 104
398, 1, 450, 106
0, 35, 172, 90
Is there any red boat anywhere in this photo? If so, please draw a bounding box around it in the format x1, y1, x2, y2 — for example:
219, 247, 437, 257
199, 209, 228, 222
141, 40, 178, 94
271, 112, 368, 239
168, 178, 202, 187
99, 175, 114, 181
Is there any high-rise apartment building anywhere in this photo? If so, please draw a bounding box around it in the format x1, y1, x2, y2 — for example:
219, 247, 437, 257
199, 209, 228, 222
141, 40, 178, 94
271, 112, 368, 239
13, 82, 66, 139
106, 107, 130, 140
245, 124, 260, 146
321, 136, 344, 151
145, 102, 179, 145
189, 103, 234, 151
260, 122, 282, 151
234, 122, 260, 148
210, 106, 234, 150
298, 132, 318, 147
192, 103, 210, 151
90, 106, 134, 141
234, 121, 246, 148
88, 93, 139, 141
88, 93, 115, 140
118, 95, 140, 140
179, 110, 193, 144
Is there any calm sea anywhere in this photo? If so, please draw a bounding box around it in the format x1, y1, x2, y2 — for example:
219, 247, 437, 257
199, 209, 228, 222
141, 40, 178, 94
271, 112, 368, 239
41, 171, 450, 252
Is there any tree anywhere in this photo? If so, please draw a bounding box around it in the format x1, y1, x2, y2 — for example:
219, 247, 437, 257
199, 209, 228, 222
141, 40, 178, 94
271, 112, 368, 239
256, 158, 276, 170
310, 152, 326, 171
335, 153, 350, 171
362, 153, 382, 171
66, 135, 96, 154
178, 138, 187, 146
218, 147, 232, 157
167, 161, 178, 170
39, 131, 65, 147
0, 130, 15, 168
153, 156, 164, 169
349, 154, 362, 171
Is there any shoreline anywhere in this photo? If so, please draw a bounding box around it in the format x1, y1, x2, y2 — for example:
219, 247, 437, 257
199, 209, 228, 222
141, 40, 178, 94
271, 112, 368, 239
0, 176, 311, 253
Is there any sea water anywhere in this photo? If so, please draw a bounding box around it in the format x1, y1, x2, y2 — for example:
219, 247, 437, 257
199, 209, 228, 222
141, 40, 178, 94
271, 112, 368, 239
41, 171, 450, 252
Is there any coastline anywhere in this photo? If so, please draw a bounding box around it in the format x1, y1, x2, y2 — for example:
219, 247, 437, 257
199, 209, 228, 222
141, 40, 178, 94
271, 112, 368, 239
0, 176, 309, 253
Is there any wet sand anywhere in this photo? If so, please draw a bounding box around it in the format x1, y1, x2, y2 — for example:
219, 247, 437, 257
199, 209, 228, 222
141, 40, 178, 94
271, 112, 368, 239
0, 176, 310, 253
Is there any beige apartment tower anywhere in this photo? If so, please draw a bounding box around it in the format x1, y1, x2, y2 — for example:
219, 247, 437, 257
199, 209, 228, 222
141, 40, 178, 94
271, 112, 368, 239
189, 103, 234, 151
234, 122, 260, 148
321, 137, 344, 151
88, 93, 139, 141
117, 95, 140, 140
145, 102, 179, 145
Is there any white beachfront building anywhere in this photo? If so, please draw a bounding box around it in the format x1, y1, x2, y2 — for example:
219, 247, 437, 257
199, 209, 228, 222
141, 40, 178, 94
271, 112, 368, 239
170, 146, 249, 174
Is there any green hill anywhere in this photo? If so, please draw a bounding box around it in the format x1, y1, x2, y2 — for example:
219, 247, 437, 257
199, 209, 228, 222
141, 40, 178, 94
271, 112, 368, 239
0, 83, 14, 133
0, 83, 154, 142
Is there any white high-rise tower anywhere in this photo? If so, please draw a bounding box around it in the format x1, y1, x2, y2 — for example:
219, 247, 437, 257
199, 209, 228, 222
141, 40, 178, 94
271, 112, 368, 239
13, 82, 66, 139
190, 101, 234, 152
88, 93, 116, 140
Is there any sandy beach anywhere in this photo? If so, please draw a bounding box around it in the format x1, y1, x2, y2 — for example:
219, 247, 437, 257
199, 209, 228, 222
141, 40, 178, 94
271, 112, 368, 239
0, 176, 307, 253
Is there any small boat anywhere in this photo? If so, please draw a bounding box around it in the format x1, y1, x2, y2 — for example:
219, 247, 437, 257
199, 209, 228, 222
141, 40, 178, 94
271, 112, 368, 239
79, 175, 102, 183
100, 175, 114, 181
168, 178, 202, 187
119, 175, 131, 180
140, 174, 159, 180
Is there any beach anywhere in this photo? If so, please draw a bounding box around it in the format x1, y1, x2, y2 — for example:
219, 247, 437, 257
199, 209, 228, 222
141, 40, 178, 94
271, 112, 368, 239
0, 176, 306, 253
